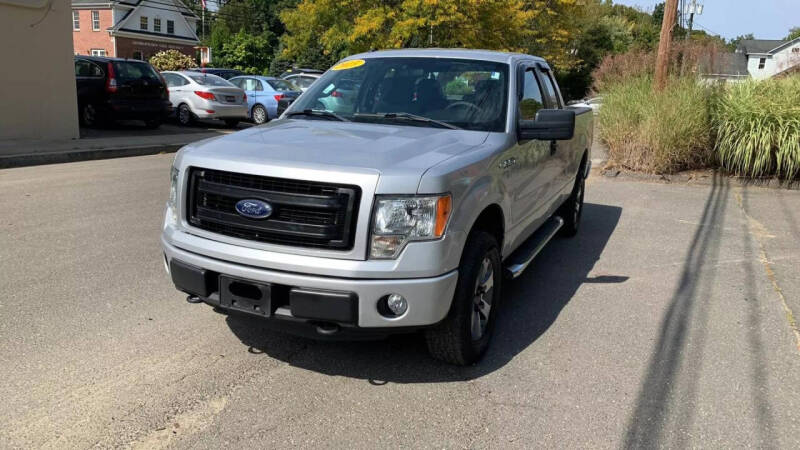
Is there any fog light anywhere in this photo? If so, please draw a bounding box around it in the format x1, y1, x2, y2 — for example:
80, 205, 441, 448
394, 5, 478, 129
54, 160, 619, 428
386, 293, 408, 316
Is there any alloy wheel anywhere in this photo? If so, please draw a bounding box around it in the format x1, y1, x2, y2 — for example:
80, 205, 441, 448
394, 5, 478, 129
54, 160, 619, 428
471, 256, 494, 341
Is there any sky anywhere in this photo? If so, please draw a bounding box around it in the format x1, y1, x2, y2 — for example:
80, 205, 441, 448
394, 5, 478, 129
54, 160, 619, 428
613, 0, 799, 41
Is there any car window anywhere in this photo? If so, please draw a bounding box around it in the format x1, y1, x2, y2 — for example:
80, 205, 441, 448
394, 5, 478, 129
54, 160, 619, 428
75, 60, 104, 78
296, 76, 316, 88
186, 73, 234, 87
113, 61, 160, 83
163, 73, 181, 87
538, 69, 560, 108
266, 79, 297, 91
239, 78, 261, 91
519, 69, 544, 120
288, 57, 509, 132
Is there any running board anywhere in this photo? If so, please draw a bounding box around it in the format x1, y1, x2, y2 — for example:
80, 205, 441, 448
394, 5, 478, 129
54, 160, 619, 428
503, 216, 564, 279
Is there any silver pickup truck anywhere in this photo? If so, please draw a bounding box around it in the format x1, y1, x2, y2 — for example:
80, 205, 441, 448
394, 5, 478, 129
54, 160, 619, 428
161, 49, 593, 365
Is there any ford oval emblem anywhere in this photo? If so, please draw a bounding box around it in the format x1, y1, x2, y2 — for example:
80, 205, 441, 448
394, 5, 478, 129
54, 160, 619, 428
235, 199, 272, 219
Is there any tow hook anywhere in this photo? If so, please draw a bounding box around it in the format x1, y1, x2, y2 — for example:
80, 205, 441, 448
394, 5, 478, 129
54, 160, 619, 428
186, 295, 203, 304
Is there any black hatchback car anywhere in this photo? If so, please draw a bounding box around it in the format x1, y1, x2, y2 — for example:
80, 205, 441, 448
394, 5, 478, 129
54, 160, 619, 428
74, 56, 171, 128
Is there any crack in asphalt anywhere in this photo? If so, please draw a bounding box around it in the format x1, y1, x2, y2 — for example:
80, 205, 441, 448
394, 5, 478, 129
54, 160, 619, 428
734, 191, 800, 355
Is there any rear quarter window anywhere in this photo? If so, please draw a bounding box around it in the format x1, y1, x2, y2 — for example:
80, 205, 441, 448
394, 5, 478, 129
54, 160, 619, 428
113, 62, 160, 83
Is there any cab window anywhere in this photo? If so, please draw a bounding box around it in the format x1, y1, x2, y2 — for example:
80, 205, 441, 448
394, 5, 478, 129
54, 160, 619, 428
519, 69, 544, 120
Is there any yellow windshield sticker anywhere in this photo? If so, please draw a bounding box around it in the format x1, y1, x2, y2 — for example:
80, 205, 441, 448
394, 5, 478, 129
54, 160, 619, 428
331, 59, 365, 71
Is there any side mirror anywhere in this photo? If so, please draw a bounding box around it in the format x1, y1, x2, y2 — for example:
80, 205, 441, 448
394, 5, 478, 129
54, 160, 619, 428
518, 109, 576, 141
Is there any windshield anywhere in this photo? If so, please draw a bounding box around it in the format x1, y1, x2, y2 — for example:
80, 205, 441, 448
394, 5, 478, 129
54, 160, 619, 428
287, 57, 509, 132
186, 73, 234, 87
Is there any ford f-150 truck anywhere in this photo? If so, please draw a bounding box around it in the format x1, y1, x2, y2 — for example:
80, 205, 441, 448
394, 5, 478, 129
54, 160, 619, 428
162, 49, 593, 365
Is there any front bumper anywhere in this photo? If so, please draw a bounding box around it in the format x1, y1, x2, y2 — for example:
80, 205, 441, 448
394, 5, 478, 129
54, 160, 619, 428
162, 236, 458, 331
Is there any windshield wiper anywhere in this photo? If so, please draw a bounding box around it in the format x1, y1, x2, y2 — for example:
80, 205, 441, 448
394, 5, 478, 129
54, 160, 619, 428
286, 109, 349, 122
353, 112, 461, 130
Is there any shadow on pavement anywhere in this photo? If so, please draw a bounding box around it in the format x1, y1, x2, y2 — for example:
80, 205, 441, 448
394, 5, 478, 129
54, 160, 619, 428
224, 202, 623, 383
623, 172, 732, 448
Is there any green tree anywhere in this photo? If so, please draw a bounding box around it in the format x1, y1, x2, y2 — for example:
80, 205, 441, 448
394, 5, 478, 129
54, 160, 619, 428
786, 27, 800, 41
214, 29, 274, 74
727, 33, 754, 51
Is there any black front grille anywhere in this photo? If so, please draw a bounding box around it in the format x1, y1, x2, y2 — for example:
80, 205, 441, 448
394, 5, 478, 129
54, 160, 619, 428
188, 168, 360, 250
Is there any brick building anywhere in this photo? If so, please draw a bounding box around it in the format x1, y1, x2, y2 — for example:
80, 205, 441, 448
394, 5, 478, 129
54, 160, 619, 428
72, 0, 199, 60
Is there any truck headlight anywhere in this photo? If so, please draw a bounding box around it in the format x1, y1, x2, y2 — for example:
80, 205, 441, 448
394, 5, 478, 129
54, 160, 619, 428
165, 166, 179, 226
370, 194, 452, 259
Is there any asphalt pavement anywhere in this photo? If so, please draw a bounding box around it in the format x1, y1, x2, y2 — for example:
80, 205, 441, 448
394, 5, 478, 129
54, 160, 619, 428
1, 155, 799, 449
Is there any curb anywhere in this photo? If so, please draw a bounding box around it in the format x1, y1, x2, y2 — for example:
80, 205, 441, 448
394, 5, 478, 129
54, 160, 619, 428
0, 143, 184, 169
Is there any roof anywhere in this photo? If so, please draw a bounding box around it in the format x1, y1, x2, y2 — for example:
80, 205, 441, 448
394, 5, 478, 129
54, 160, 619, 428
698, 52, 749, 76
72, 0, 198, 19
737, 39, 789, 55
346, 48, 546, 65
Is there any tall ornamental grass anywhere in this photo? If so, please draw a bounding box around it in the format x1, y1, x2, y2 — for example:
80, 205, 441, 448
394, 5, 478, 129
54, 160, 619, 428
712, 77, 800, 180
597, 76, 714, 173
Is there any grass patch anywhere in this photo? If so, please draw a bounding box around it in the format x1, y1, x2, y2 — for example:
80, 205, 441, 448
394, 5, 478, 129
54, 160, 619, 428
712, 77, 800, 180
597, 76, 714, 173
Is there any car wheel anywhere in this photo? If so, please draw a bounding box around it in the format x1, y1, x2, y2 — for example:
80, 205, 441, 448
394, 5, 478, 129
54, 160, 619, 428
81, 103, 99, 127
178, 104, 194, 126
251, 104, 267, 124
558, 165, 585, 237
144, 119, 162, 129
425, 231, 502, 365
223, 119, 240, 128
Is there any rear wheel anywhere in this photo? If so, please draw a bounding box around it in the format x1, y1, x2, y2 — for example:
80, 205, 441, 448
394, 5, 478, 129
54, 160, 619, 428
80, 103, 99, 127
558, 166, 585, 237
251, 104, 267, 124
425, 231, 502, 365
177, 104, 194, 126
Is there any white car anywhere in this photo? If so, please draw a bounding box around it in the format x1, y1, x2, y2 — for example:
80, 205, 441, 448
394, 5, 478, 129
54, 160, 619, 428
161, 71, 248, 127
282, 73, 320, 92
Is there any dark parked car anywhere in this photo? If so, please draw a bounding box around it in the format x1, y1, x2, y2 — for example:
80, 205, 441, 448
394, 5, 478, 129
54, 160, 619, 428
74, 56, 171, 128
189, 67, 244, 80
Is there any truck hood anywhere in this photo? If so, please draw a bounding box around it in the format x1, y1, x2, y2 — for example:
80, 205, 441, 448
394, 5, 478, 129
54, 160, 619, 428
179, 118, 488, 193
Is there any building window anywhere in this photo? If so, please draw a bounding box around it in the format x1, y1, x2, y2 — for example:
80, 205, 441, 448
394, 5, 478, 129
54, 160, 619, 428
90, 49, 106, 57
133, 51, 143, 60
140, 16, 148, 31
758, 58, 766, 69
91, 10, 100, 31
167, 20, 174, 34
153, 17, 161, 33
72, 10, 80, 30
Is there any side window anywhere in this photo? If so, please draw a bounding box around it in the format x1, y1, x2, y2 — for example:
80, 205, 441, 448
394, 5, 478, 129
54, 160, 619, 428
163, 74, 178, 87
230, 78, 242, 89
88, 62, 104, 77
538, 69, 560, 108
519, 69, 544, 120
75, 60, 103, 77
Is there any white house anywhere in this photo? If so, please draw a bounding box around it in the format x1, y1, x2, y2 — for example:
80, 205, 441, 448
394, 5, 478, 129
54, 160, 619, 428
737, 38, 800, 80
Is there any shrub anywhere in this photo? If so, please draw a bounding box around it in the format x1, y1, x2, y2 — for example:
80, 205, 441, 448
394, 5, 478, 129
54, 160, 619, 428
712, 77, 800, 179
597, 76, 715, 173
149, 50, 196, 71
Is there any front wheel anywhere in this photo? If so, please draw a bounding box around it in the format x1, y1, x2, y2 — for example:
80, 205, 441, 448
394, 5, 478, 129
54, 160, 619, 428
425, 231, 502, 365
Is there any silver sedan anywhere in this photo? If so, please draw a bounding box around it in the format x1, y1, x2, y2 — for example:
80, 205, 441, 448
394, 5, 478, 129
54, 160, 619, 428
161, 71, 248, 127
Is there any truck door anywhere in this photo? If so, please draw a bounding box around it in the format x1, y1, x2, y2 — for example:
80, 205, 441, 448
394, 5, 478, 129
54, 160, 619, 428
536, 67, 574, 207
508, 65, 559, 243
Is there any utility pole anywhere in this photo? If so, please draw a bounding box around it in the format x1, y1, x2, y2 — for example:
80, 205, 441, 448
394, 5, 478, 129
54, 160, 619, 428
684, 0, 703, 42
654, 0, 679, 92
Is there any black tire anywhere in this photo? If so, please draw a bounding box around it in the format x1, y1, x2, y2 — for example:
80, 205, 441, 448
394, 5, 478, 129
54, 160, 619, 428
144, 118, 162, 129
224, 119, 240, 128
251, 104, 267, 124
425, 231, 502, 365
177, 103, 194, 126
80, 103, 100, 127
558, 165, 585, 237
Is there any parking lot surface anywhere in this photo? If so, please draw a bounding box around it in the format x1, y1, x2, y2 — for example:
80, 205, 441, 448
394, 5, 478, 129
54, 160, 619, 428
1, 155, 799, 448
